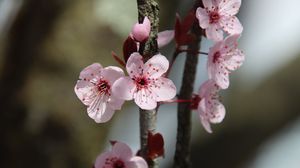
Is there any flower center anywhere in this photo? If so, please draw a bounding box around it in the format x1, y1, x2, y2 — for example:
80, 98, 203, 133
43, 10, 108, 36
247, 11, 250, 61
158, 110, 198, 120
97, 80, 110, 95
113, 160, 125, 168
209, 11, 220, 24
212, 51, 221, 63
135, 77, 149, 90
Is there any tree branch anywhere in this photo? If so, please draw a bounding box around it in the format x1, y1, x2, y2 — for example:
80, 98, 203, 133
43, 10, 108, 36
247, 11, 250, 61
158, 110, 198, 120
173, 3, 203, 168
136, 0, 159, 168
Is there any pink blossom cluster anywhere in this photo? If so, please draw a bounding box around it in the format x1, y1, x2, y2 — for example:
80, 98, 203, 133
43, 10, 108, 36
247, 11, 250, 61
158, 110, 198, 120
74, 17, 176, 123
74, 17, 176, 167
74, 0, 245, 166
194, 0, 245, 133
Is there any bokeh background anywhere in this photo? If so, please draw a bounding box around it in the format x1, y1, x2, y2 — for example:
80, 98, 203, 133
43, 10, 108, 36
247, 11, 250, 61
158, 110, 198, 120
0, 0, 300, 168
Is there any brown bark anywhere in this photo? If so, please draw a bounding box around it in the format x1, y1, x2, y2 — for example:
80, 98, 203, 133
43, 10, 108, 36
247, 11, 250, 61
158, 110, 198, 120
136, 0, 160, 167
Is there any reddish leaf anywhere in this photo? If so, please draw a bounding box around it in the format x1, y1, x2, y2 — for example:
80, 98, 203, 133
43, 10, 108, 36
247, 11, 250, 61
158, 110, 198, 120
174, 12, 196, 46
181, 10, 196, 34
147, 132, 164, 160
111, 51, 125, 67
174, 13, 182, 43
123, 36, 138, 62
178, 34, 196, 46
190, 94, 201, 110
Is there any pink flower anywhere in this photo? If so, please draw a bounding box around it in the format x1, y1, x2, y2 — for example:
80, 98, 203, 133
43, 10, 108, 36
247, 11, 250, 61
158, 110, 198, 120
207, 34, 244, 89
74, 63, 125, 123
131, 16, 174, 47
196, 0, 243, 41
112, 52, 176, 110
94, 141, 148, 168
131, 17, 151, 42
197, 80, 225, 133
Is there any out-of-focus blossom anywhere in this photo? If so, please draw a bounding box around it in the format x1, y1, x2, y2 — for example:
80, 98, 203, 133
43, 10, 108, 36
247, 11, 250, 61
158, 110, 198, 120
157, 30, 174, 48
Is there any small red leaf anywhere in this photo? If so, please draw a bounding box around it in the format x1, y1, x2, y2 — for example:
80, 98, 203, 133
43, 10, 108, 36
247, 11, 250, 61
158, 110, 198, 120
174, 13, 182, 43
147, 132, 164, 160
181, 10, 196, 34
123, 36, 138, 62
178, 34, 196, 46
111, 51, 125, 67
190, 94, 201, 110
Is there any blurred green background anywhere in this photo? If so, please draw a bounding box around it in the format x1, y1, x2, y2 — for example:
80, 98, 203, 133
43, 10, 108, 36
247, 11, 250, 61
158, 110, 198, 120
0, 0, 300, 168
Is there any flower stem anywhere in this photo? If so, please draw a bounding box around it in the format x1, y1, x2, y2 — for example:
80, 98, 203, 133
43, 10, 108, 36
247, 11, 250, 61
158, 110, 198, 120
173, 2, 203, 168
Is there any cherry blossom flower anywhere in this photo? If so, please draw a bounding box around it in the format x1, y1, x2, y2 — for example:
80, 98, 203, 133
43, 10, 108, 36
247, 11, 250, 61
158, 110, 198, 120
112, 52, 176, 110
74, 63, 125, 123
131, 16, 174, 48
94, 141, 148, 168
207, 34, 244, 89
197, 79, 225, 133
196, 0, 243, 41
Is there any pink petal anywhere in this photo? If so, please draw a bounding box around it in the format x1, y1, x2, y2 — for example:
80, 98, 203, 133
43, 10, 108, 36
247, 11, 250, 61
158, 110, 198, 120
94, 151, 113, 168
151, 77, 176, 101
87, 95, 115, 123
218, 0, 241, 16
196, 7, 210, 29
206, 25, 223, 41
101, 66, 125, 84
79, 63, 102, 82
202, 0, 216, 9
198, 79, 217, 97
223, 33, 239, 49
209, 101, 226, 123
112, 142, 133, 161
157, 30, 174, 48
144, 54, 169, 78
221, 35, 244, 71
213, 65, 230, 89
126, 52, 144, 78
134, 89, 157, 110
220, 16, 243, 35
223, 49, 245, 71
198, 99, 213, 133
112, 77, 136, 100
108, 96, 125, 110
131, 17, 151, 42
74, 83, 97, 106
201, 118, 213, 133
126, 156, 148, 168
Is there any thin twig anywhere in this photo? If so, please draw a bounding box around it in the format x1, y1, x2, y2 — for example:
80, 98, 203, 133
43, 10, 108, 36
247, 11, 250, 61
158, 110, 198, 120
173, 2, 203, 167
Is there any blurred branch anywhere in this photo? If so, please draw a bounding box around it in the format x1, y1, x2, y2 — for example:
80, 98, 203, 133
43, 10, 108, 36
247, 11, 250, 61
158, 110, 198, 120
0, 0, 73, 167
